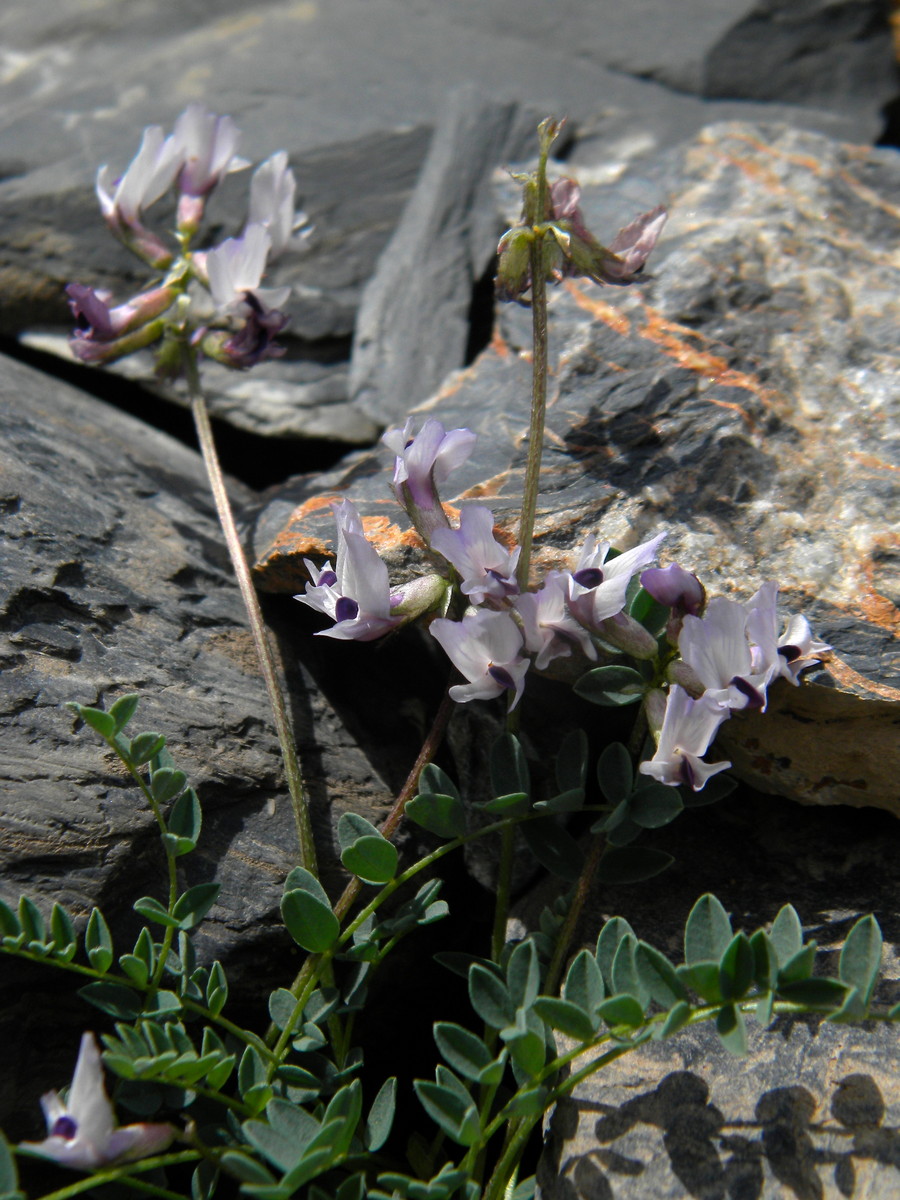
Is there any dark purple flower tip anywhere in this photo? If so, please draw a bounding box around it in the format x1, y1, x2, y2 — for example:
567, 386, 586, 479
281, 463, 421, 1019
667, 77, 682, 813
573, 567, 604, 589
778, 644, 802, 663
334, 596, 359, 623
641, 564, 705, 617
679, 757, 696, 790
221, 292, 289, 368
66, 283, 116, 340
317, 569, 337, 588
486, 569, 519, 597
51, 1116, 78, 1140
729, 675, 766, 710
487, 665, 516, 691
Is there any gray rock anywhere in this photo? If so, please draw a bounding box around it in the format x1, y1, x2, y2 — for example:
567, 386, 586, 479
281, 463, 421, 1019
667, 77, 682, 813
251, 120, 900, 812
0, 0, 889, 441
0, 351, 404, 1125
350, 88, 543, 426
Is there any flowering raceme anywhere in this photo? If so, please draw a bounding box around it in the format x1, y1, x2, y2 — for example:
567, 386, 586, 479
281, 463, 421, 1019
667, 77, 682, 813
68, 104, 302, 374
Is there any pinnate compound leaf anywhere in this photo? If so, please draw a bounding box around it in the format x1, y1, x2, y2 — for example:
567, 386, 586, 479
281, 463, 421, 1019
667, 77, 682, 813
596, 917, 635, 992
150, 767, 187, 804
506, 939, 540, 1009
78, 981, 142, 1020
715, 1003, 748, 1056
469, 964, 514, 1030
635, 942, 688, 1008
827, 986, 869, 1024
49, 903, 77, 959
750, 930, 778, 991
564, 950, 605, 1014
777, 943, 816, 986
778, 978, 849, 1007
134, 896, 180, 928
596, 846, 673, 884
656, 1000, 692, 1041
533, 788, 584, 814
597, 994, 645, 1029
719, 933, 755, 1002
0, 898, 20, 939
596, 742, 633, 805
575, 665, 645, 707
173, 883, 220, 930
414, 1080, 480, 1146
85, 907, 114, 972
676, 962, 723, 1005
520, 817, 584, 881
282, 890, 339, 954
109, 693, 140, 732
611, 936, 642, 1005
434, 1023, 493, 1081
556, 728, 589, 794
532, 997, 596, 1040
18, 897, 46, 945
341, 836, 398, 885
129, 731, 167, 765
629, 783, 683, 829
405, 793, 467, 839
268, 988, 298, 1031
839, 915, 882, 1005
769, 904, 803, 966
365, 1077, 396, 1151
70, 703, 116, 739
418, 763, 461, 803
490, 732, 530, 799
166, 788, 202, 856
684, 894, 732, 965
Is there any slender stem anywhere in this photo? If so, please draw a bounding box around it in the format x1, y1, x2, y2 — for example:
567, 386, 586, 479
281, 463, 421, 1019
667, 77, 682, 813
516, 243, 548, 592
491, 823, 515, 962
183, 352, 317, 876
23, 1151, 200, 1200
544, 832, 606, 995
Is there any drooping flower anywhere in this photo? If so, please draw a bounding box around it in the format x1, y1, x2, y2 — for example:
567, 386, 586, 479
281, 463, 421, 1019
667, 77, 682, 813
95, 125, 181, 266
430, 609, 529, 708
66, 283, 178, 364
430, 506, 520, 605
548, 180, 667, 287
640, 564, 706, 618
247, 151, 302, 259
382, 418, 476, 538
638, 685, 731, 791
566, 531, 666, 633
678, 596, 774, 711
295, 500, 402, 641
205, 224, 291, 317
743, 581, 832, 686
169, 103, 247, 232
19, 1033, 175, 1171
514, 571, 597, 670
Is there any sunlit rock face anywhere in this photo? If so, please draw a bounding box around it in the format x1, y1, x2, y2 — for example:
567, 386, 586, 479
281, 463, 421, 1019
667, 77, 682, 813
254, 122, 899, 812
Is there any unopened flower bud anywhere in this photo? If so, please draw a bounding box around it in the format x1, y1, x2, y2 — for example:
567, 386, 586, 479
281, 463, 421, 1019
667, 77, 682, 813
666, 658, 706, 698
643, 687, 668, 738
496, 227, 533, 302
594, 612, 659, 660
70, 318, 167, 365
390, 573, 450, 621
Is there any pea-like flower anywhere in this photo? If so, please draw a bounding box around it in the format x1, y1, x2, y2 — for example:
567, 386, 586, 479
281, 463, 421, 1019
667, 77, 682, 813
295, 500, 402, 641
678, 595, 774, 711
430, 506, 520, 605
430, 609, 529, 708
382, 418, 476, 538
566, 531, 666, 632
514, 571, 596, 670
639, 685, 731, 790
19, 1032, 175, 1171
743, 581, 832, 685
247, 151, 304, 260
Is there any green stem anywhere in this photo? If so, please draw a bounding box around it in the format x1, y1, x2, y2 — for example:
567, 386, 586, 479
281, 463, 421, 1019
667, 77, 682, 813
516, 239, 548, 592
491, 823, 515, 963
183, 352, 317, 876
23, 1151, 200, 1200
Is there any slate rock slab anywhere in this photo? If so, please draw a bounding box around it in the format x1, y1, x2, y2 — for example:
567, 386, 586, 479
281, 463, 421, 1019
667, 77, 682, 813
512, 785, 900, 1200
251, 119, 900, 812
0, 351, 406, 1126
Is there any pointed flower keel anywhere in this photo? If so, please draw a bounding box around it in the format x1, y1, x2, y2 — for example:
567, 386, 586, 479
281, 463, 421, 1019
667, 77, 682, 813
20, 1033, 175, 1171
430, 609, 529, 708
639, 685, 731, 790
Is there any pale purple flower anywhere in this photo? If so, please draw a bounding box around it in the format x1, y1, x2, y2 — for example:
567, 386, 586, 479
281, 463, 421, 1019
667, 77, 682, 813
205, 224, 290, 316
639, 685, 731, 791
640, 564, 705, 618
678, 597, 774, 711
744, 581, 831, 686
19, 1033, 175, 1171
66, 283, 176, 357
430, 506, 520, 605
382, 419, 477, 530
247, 151, 301, 259
566, 531, 666, 632
171, 103, 245, 198
548, 180, 667, 287
95, 125, 181, 229
430, 609, 529, 708
604, 206, 669, 281
295, 500, 401, 641
514, 571, 596, 670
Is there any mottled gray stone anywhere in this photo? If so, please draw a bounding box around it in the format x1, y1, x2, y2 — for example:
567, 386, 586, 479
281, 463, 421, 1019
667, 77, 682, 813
350, 88, 543, 426
0, 0, 889, 440
252, 120, 900, 812
0, 351, 405, 1125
